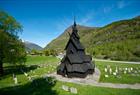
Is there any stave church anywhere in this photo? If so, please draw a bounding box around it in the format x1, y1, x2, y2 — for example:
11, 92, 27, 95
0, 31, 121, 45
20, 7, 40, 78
57, 20, 95, 78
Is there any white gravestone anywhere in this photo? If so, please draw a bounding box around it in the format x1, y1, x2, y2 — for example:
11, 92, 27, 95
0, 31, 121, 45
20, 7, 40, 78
113, 72, 117, 76
62, 85, 69, 91
13, 74, 18, 84
104, 68, 107, 72
109, 68, 112, 74
105, 74, 109, 78
115, 67, 118, 73
14, 77, 18, 84
115, 69, 118, 73
124, 71, 127, 74
130, 67, 133, 71
24, 72, 28, 76
125, 68, 128, 71
70, 87, 77, 94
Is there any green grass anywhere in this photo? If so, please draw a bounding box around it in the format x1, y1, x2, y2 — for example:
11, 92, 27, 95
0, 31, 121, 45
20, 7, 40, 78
0, 78, 140, 95
0, 56, 60, 88
55, 81, 140, 95
0, 55, 140, 95
27, 66, 57, 77
96, 61, 140, 84
26, 55, 59, 77
25, 55, 60, 65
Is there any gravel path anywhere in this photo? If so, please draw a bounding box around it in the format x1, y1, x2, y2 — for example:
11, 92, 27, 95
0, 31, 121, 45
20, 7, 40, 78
45, 68, 140, 89
94, 59, 140, 64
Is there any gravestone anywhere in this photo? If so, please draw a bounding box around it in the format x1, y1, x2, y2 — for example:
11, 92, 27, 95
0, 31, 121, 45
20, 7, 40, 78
131, 67, 133, 71
109, 68, 112, 74
113, 72, 117, 76
105, 74, 109, 78
124, 70, 127, 74
24, 72, 28, 76
104, 68, 107, 72
70, 87, 78, 94
62, 85, 69, 91
13, 74, 18, 84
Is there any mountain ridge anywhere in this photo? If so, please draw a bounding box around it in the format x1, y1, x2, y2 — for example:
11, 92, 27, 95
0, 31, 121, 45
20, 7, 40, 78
45, 16, 140, 61
24, 41, 43, 52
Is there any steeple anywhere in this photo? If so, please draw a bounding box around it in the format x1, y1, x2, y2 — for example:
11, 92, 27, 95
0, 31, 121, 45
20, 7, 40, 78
57, 19, 95, 78
74, 16, 76, 27
71, 17, 80, 41
64, 18, 81, 50
72, 16, 77, 31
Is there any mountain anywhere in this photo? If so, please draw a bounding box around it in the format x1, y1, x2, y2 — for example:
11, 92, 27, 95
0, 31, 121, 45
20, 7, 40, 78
24, 41, 43, 52
45, 25, 98, 52
45, 16, 140, 61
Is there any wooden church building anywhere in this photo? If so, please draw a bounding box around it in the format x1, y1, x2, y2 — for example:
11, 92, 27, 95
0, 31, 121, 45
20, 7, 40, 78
57, 20, 95, 78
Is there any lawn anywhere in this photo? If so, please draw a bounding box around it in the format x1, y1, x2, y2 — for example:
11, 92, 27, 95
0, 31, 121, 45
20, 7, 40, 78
0, 55, 60, 88
0, 55, 140, 95
95, 61, 140, 84
25, 55, 60, 77
0, 78, 140, 95
25, 55, 60, 65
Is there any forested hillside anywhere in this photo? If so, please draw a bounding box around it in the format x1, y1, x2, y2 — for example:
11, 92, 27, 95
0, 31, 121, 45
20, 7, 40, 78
45, 16, 140, 61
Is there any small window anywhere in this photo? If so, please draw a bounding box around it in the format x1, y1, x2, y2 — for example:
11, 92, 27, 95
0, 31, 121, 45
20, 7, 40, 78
70, 50, 73, 54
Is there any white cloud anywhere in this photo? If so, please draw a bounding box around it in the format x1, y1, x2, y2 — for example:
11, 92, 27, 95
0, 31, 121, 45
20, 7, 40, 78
102, 3, 114, 14
117, 0, 130, 9
103, 6, 112, 13
79, 11, 95, 25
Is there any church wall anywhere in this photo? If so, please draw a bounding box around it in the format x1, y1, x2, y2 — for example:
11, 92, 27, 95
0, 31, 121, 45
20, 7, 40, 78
66, 42, 77, 54
78, 50, 85, 57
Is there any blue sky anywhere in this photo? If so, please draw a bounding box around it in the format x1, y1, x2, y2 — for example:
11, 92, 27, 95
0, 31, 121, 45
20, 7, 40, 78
0, 0, 140, 47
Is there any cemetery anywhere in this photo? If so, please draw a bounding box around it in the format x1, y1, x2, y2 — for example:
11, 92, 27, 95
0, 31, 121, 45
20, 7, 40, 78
0, 55, 140, 95
0, 1, 140, 94
97, 61, 140, 84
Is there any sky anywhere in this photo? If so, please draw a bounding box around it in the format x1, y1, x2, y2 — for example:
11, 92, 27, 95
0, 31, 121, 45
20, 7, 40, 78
0, 0, 140, 47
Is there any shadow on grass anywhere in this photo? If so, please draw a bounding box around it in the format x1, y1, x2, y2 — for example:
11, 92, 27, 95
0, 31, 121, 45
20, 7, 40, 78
0, 65, 38, 80
0, 77, 58, 95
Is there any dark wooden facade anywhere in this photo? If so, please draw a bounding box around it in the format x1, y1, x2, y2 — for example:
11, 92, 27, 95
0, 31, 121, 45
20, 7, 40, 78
57, 21, 95, 78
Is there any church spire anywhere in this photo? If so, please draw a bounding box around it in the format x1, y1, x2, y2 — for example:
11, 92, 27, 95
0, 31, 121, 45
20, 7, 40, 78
74, 16, 76, 26
71, 16, 80, 39
72, 16, 77, 31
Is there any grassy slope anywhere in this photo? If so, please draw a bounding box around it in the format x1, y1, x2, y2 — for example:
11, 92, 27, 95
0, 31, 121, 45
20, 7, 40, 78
46, 25, 97, 53
87, 17, 140, 61
45, 16, 140, 61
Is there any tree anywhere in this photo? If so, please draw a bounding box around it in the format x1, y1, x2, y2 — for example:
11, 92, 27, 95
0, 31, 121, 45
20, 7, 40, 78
44, 49, 50, 56
50, 49, 57, 56
44, 49, 57, 56
30, 49, 43, 56
0, 11, 26, 75
31, 49, 37, 55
